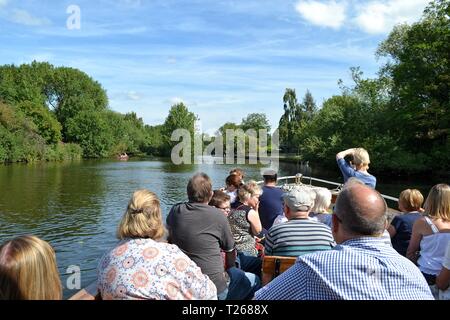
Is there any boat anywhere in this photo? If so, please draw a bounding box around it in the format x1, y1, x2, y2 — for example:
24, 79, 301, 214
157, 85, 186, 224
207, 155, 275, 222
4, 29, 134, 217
256, 173, 399, 204
117, 153, 129, 161
70, 173, 399, 300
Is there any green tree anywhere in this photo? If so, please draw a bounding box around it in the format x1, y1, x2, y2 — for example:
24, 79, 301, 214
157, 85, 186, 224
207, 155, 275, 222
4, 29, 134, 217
279, 88, 302, 152
162, 103, 197, 156
240, 113, 271, 132
65, 110, 112, 158
16, 100, 62, 144
377, 0, 449, 153
302, 89, 317, 122
47, 67, 108, 139
144, 124, 165, 155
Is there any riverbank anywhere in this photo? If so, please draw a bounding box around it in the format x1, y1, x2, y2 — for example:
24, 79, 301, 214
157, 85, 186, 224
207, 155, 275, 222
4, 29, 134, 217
278, 154, 449, 182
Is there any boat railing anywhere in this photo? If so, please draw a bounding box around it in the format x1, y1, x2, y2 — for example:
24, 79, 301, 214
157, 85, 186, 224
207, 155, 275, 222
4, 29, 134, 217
256, 174, 399, 203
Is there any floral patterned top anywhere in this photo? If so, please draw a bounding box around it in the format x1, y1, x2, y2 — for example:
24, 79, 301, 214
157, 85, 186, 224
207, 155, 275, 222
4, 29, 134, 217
97, 238, 217, 300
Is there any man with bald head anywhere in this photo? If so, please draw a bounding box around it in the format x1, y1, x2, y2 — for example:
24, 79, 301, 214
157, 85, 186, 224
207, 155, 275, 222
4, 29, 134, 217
255, 184, 434, 300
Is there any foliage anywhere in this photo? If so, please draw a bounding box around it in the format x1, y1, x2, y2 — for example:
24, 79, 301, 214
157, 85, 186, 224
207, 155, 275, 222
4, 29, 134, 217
376, 1, 449, 149
241, 113, 271, 132
276, 0, 449, 175
65, 110, 112, 158
161, 103, 197, 156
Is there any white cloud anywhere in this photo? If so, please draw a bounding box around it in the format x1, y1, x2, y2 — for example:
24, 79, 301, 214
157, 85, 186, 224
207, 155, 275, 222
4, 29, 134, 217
295, 0, 347, 29
354, 0, 430, 34
10, 9, 51, 26
127, 91, 141, 101
168, 97, 186, 105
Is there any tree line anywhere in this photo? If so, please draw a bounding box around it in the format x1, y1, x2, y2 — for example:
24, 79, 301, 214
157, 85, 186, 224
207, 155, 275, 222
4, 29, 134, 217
0, 60, 197, 162
0, 61, 270, 163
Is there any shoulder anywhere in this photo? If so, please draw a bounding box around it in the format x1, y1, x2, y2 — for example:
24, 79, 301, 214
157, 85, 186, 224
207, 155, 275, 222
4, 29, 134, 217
413, 216, 429, 229
297, 247, 340, 268
168, 202, 187, 214
392, 214, 405, 224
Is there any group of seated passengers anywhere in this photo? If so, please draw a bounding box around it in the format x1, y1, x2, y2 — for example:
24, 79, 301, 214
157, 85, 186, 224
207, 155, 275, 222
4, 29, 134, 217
0, 157, 449, 299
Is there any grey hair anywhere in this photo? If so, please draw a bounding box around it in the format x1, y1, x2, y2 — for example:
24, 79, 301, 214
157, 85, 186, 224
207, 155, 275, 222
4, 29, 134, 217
312, 188, 332, 213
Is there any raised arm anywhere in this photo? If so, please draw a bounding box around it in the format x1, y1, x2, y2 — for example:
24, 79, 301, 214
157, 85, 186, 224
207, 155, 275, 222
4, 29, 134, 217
336, 148, 355, 160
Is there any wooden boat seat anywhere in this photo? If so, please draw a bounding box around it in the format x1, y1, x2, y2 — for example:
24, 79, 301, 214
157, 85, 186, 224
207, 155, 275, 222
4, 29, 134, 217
261, 256, 297, 286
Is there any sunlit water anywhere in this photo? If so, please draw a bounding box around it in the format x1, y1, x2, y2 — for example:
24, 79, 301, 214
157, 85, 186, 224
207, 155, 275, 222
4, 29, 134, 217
0, 158, 437, 299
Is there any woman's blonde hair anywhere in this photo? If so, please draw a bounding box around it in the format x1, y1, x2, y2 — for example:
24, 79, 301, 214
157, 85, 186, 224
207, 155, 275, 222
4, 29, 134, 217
424, 184, 450, 221
398, 189, 424, 212
353, 148, 370, 168
312, 188, 332, 213
238, 181, 261, 202
0, 235, 62, 300
117, 189, 165, 240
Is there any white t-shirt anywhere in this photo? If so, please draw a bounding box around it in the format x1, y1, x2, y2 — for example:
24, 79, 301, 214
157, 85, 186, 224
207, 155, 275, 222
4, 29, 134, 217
226, 190, 238, 204
272, 215, 288, 227
444, 242, 450, 270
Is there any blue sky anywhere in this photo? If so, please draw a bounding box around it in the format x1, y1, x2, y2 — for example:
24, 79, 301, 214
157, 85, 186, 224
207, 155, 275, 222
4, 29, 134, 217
0, 0, 431, 134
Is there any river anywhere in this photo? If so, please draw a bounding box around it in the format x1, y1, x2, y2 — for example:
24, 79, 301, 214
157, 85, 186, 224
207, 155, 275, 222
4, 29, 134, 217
0, 158, 439, 298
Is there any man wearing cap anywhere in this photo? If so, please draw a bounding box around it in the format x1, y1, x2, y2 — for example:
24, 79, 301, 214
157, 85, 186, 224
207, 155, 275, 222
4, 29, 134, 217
264, 187, 335, 257
258, 169, 284, 231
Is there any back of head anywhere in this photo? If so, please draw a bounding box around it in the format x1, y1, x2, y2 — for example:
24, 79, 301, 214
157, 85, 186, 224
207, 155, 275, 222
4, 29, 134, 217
312, 188, 332, 213
238, 181, 261, 203
334, 184, 387, 236
262, 169, 277, 184
187, 173, 212, 203
399, 189, 424, 212
209, 190, 231, 208
424, 184, 450, 221
344, 177, 365, 188
0, 235, 62, 300
284, 187, 316, 213
352, 148, 370, 168
225, 174, 241, 189
117, 189, 165, 240
230, 168, 244, 179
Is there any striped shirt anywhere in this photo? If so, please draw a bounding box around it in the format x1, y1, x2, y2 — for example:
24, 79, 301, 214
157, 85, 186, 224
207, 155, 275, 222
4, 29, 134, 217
255, 237, 434, 300
264, 218, 335, 257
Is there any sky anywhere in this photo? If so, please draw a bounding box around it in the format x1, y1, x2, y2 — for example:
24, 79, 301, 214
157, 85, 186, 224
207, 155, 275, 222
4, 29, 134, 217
0, 0, 432, 135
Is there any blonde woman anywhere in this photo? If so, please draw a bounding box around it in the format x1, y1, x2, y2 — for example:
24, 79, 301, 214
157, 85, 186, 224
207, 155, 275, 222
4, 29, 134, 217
336, 147, 376, 188
0, 235, 62, 300
228, 181, 263, 257
309, 187, 333, 228
388, 189, 424, 256
407, 184, 450, 288
97, 189, 217, 300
